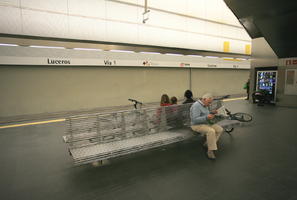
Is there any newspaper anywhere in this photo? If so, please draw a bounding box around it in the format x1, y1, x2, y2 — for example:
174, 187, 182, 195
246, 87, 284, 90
216, 106, 228, 117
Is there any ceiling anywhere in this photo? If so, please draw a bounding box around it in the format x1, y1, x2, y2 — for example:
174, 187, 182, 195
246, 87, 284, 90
224, 0, 297, 58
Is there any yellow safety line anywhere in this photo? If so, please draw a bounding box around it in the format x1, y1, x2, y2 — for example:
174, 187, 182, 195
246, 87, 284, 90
223, 58, 243, 61
0, 97, 246, 129
0, 119, 66, 129
223, 97, 246, 102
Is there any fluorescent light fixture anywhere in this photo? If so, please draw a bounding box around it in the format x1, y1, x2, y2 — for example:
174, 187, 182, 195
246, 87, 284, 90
165, 53, 183, 56
73, 48, 102, 51
186, 54, 203, 57
109, 49, 135, 53
236, 58, 248, 60
0, 43, 19, 47
139, 51, 161, 54
29, 45, 65, 49
205, 56, 219, 58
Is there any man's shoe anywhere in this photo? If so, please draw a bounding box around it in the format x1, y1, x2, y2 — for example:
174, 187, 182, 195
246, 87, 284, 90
207, 151, 216, 160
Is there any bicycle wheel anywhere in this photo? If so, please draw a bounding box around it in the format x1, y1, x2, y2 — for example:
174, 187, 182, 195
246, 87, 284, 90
232, 112, 252, 122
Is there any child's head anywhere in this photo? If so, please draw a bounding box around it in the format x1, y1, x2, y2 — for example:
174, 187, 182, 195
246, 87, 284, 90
171, 96, 178, 104
160, 94, 170, 104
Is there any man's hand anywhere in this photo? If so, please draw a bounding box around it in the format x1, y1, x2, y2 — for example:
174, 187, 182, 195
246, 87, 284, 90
210, 110, 218, 114
207, 114, 215, 119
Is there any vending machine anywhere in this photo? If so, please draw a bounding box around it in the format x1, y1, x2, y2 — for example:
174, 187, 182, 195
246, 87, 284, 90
256, 70, 278, 103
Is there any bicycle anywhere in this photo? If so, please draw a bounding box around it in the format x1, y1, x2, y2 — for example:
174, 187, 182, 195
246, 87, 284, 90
210, 95, 253, 133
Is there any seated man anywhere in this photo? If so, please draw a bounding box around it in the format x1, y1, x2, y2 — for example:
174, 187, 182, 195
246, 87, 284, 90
190, 93, 223, 160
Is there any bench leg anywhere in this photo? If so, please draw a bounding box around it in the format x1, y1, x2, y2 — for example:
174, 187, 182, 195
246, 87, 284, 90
91, 159, 110, 167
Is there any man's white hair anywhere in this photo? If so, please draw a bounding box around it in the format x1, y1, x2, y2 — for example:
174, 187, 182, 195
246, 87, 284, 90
202, 93, 213, 99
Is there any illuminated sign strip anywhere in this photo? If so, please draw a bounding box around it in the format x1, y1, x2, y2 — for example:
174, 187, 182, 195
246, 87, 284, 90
0, 56, 250, 69
0, 46, 250, 69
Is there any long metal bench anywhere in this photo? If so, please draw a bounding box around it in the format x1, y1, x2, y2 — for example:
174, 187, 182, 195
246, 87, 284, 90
63, 103, 241, 165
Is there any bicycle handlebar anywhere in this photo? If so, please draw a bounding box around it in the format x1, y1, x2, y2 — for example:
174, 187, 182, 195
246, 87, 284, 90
128, 99, 143, 105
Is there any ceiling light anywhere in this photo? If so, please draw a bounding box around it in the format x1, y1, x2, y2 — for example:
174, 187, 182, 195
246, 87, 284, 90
29, 45, 65, 49
186, 55, 203, 57
0, 43, 19, 47
165, 53, 183, 56
139, 51, 161, 54
73, 48, 102, 51
205, 56, 218, 58
109, 50, 135, 53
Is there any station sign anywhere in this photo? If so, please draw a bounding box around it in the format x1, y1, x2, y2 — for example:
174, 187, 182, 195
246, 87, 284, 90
0, 46, 250, 69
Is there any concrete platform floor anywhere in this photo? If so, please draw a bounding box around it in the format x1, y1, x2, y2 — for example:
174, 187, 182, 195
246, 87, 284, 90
0, 100, 297, 200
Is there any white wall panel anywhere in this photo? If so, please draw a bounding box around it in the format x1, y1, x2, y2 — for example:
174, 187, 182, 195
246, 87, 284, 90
185, 32, 208, 51
155, 28, 186, 48
68, 0, 106, 18
146, 10, 186, 31
120, 0, 140, 5
138, 25, 187, 48
0, 0, 19, 6
222, 5, 241, 26
228, 40, 249, 54
239, 29, 251, 40
205, 21, 221, 37
106, 1, 139, 23
218, 24, 250, 41
186, 18, 205, 34
187, 0, 206, 19
22, 9, 68, 37
0, 6, 22, 34
138, 25, 160, 46
149, 0, 187, 15
206, 0, 223, 22
106, 21, 138, 44
68, 16, 106, 41
204, 36, 221, 52
221, 25, 240, 39
21, 0, 68, 13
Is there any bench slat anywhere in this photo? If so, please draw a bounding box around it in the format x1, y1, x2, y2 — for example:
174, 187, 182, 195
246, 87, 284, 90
70, 130, 193, 165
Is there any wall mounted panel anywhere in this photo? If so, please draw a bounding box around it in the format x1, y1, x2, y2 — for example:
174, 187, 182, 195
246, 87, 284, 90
68, 16, 106, 41
21, 0, 68, 13
68, 0, 106, 18
22, 9, 68, 37
0, 6, 22, 34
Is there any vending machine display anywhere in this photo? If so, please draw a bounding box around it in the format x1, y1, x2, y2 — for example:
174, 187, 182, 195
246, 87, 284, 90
256, 71, 277, 102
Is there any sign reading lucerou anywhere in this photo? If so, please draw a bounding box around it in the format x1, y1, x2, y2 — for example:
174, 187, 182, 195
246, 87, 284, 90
47, 58, 70, 65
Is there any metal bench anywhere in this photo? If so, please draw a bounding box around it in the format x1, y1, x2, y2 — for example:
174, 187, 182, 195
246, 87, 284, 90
63, 103, 242, 165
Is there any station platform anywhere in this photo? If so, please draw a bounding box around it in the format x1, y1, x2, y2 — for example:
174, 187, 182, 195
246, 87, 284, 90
0, 100, 297, 200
